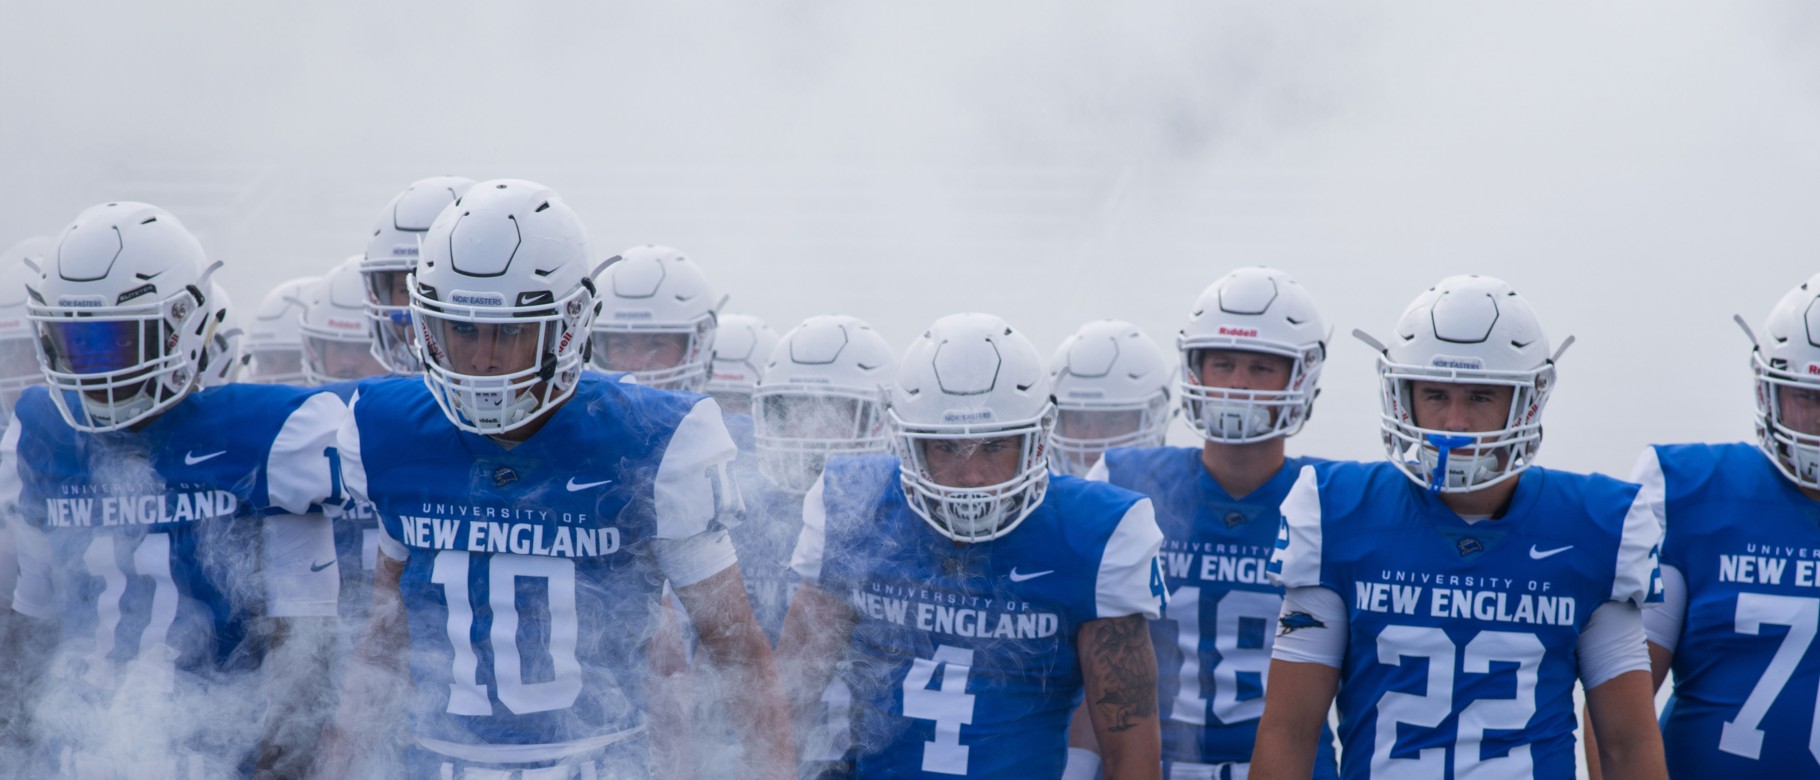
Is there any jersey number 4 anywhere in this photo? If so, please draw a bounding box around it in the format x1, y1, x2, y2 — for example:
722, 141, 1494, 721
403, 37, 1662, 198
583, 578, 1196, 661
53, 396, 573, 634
430, 550, 583, 716
901, 644, 976, 775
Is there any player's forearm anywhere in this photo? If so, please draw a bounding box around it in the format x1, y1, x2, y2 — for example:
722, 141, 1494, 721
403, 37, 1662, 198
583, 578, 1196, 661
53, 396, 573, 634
699, 624, 795, 779
776, 585, 853, 735
1249, 718, 1321, 780
1249, 659, 1338, 780
1078, 615, 1161, 780
312, 567, 409, 779
257, 616, 335, 778
1585, 670, 1668, 780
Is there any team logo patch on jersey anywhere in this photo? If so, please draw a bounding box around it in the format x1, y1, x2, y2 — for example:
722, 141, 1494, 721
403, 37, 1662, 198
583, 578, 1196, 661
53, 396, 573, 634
1456, 536, 1484, 557
493, 465, 518, 486
1279, 611, 1325, 635
1223, 510, 1248, 528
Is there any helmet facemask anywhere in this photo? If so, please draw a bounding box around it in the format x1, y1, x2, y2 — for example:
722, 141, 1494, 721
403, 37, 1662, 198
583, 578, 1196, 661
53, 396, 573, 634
1049, 394, 1170, 477
891, 404, 1056, 543
1751, 349, 1820, 489
30, 284, 212, 432
412, 280, 592, 436
588, 316, 716, 391
1378, 360, 1552, 494
1177, 343, 1322, 444
364, 267, 421, 374
754, 386, 890, 493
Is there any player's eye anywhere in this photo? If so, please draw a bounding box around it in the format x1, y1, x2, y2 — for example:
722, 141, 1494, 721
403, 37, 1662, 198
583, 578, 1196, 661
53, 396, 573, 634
450, 322, 477, 336
498, 323, 525, 337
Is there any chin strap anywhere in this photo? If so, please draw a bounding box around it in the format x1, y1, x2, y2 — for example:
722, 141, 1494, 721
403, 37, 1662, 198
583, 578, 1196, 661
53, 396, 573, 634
1424, 433, 1474, 493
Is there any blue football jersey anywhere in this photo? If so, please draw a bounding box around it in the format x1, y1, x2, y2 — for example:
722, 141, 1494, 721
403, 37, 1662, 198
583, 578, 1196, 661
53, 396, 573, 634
722, 412, 805, 644
1269, 462, 1660, 780
4, 383, 344, 682
794, 455, 1166, 779
1098, 447, 1338, 775
1648, 443, 1820, 775
343, 374, 742, 757
318, 379, 382, 622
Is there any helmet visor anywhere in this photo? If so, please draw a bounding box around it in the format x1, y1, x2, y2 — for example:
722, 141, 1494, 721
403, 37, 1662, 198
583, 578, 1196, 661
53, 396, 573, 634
365, 270, 414, 310
419, 312, 552, 379
42, 320, 160, 376
305, 336, 386, 382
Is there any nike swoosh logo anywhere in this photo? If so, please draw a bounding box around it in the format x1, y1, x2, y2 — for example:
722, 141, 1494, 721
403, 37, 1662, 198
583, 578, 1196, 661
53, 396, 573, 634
1529, 545, 1573, 560
309, 560, 335, 573
184, 450, 226, 466
566, 478, 613, 492
1008, 568, 1054, 583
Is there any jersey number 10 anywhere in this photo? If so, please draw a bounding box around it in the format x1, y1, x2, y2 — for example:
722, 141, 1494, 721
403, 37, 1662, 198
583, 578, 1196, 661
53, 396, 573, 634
430, 550, 583, 716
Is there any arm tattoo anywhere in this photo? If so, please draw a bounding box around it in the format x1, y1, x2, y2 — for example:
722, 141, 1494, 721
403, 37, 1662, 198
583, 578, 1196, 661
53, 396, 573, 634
1088, 614, 1157, 733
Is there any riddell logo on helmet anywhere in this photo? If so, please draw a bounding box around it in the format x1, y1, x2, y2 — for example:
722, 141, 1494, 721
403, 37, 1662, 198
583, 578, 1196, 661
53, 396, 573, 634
1218, 326, 1258, 337
1807, 364, 1820, 375
328, 318, 363, 331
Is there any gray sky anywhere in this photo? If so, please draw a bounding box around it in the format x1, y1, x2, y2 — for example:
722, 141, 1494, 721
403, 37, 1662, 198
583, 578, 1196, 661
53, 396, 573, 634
3, 1, 1816, 474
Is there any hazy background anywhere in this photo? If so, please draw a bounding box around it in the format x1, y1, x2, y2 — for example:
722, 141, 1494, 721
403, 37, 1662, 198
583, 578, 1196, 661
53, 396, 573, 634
3, 1, 1817, 474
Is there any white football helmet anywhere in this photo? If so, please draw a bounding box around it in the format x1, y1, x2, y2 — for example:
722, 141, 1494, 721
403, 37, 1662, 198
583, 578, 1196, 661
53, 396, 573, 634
0, 238, 53, 426
1743, 274, 1820, 490
589, 245, 723, 391
28, 202, 218, 431
197, 282, 246, 387
706, 312, 780, 414
411, 179, 597, 435
245, 275, 316, 384
362, 176, 475, 374
301, 257, 385, 386
1177, 267, 1327, 444
891, 313, 1056, 543
1049, 320, 1173, 476
1359, 275, 1567, 494
753, 314, 894, 493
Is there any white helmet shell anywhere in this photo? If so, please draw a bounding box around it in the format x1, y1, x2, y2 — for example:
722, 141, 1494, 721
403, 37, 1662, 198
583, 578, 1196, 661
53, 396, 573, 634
1049, 319, 1173, 476
589, 245, 723, 391
1365, 275, 1563, 493
1746, 274, 1820, 489
890, 313, 1055, 543
1177, 267, 1327, 444
245, 275, 317, 384
362, 176, 475, 374
411, 179, 596, 435
705, 312, 779, 413
198, 282, 246, 387
28, 202, 216, 431
753, 314, 894, 492
301, 257, 383, 386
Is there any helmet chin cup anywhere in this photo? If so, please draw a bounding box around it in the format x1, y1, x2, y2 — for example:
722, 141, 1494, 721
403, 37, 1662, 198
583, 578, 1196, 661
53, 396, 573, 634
1196, 397, 1275, 441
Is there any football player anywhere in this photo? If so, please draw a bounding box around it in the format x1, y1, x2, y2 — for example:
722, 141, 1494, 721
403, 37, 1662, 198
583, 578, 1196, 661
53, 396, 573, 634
589, 244, 724, 391
1253, 275, 1666, 779
706, 312, 779, 416
300, 257, 387, 387
360, 176, 475, 375
778, 312, 1168, 779
198, 282, 247, 387
1047, 319, 1172, 478
1615, 275, 1820, 776
2, 203, 343, 777
244, 275, 317, 385
1064, 270, 1339, 779
318, 180, 791, 779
